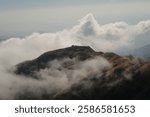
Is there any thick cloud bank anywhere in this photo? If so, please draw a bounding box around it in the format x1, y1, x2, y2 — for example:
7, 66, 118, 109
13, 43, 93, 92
0, 13, 150, 99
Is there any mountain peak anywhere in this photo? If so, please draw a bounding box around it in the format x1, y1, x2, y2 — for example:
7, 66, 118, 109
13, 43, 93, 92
14, 46, 150, 100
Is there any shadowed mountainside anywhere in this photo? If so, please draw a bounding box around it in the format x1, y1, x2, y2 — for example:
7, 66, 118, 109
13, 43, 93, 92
15, 46, 150, 100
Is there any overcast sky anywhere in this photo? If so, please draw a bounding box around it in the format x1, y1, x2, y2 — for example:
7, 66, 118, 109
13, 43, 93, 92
0, 0, 150, 39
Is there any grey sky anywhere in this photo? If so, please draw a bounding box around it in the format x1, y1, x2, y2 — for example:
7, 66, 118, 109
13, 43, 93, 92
0, 0, 150, 39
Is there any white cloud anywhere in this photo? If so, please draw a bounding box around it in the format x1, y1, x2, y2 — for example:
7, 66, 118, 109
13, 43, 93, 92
71, 13, 150, 51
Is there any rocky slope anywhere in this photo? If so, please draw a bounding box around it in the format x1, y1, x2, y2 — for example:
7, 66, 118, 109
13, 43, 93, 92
15, 46, 150, 99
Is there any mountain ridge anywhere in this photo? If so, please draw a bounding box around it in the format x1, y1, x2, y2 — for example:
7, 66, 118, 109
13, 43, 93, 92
14, 45, 150, 99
